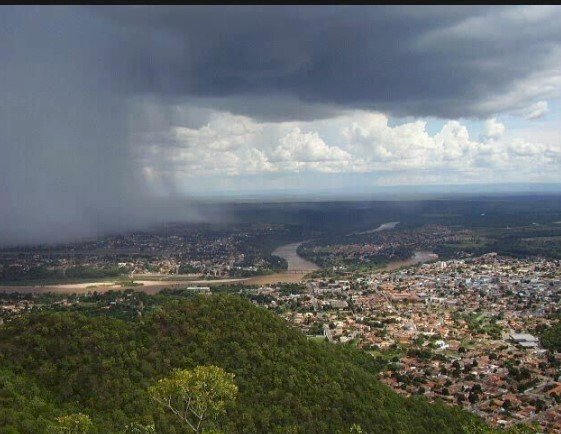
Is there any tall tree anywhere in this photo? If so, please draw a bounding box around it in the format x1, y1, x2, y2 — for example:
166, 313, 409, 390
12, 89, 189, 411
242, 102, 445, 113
149, 365, 237, 433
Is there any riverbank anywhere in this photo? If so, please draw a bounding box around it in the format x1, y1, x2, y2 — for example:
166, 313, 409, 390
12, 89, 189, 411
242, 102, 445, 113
0, 244, 437, 294
242, 242, 319, 285
271, 242, 319, 272
0, 277, 249, 294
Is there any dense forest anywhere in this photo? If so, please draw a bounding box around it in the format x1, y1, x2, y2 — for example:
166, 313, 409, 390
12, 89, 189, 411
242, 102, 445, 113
0, 295, 534, 433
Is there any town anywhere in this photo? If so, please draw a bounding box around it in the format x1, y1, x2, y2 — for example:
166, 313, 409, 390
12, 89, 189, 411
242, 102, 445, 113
244, 254, 561, 432
2, 222, 561, 432
0, 223, 296, 283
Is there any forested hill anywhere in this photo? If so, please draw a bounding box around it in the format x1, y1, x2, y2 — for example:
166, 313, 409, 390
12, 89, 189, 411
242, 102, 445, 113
0, 295, 524, 433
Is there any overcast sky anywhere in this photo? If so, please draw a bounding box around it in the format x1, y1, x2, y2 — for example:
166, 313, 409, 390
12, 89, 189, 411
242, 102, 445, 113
2, 6, 561, 244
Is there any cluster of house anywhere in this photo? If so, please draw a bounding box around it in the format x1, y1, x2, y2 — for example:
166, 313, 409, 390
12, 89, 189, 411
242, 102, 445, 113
300, 224, 464, 267
247, 253, 561, 431
0, 224, 288, 281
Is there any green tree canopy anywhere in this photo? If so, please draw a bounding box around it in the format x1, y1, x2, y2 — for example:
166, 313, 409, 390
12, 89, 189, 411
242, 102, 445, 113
51, 413, 93, 434
149, 365, 237, 433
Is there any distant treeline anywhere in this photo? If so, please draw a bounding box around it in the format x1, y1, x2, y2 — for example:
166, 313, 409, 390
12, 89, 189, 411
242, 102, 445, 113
435, 226, 561, 260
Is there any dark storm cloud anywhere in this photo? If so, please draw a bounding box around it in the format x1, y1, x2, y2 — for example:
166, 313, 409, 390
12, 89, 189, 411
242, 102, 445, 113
95, 5, 561, 119
0, 7, 207, 245
1, 6, 560, 244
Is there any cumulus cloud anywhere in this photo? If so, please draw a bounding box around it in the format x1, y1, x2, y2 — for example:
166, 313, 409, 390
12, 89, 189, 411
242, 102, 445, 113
137, 108, 561, 189
482, 118, 505, 140
272, 128, 351, 163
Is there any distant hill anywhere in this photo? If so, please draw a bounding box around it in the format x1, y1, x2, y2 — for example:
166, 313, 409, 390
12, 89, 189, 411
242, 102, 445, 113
0, 295, 529, 433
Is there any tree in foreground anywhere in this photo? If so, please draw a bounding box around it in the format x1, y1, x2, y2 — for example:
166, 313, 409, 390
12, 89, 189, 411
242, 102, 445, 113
51, 413, 93, 434
149, 365, 238, 433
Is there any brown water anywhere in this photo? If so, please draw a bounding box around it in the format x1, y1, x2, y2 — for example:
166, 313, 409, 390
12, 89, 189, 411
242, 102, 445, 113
0, 246, 437, 294
242, 242, 320, 285
271, 242, 319, 272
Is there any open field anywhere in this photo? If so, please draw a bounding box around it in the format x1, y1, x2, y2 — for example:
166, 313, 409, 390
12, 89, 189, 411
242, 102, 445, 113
0, 278, 247, 294
0, 273, 316, 294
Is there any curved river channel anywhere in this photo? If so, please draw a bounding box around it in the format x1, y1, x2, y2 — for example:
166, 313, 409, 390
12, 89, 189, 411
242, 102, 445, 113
271, 242, 320, 272
0, 228, 437, 292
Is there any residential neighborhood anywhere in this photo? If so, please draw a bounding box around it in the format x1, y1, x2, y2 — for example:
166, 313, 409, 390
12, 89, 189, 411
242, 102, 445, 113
245, 253, 561, 432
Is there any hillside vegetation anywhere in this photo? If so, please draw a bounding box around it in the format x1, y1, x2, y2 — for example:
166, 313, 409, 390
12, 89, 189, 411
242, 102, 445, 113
0, 295, 531, 433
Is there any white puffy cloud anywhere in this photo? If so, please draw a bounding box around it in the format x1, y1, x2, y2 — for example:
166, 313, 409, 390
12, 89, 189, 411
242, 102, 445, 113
482, 118, 505, 140
342, 113, 436, 169
272, 128, 351, 163
342, 114, 478, 170
136, 107, 561, 191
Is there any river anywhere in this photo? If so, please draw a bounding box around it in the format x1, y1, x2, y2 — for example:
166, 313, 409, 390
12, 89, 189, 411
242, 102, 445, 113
0, 233, 437, 293
241, 242, 319, 285
0, 243, 320, 293
271, 242, 319, 272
